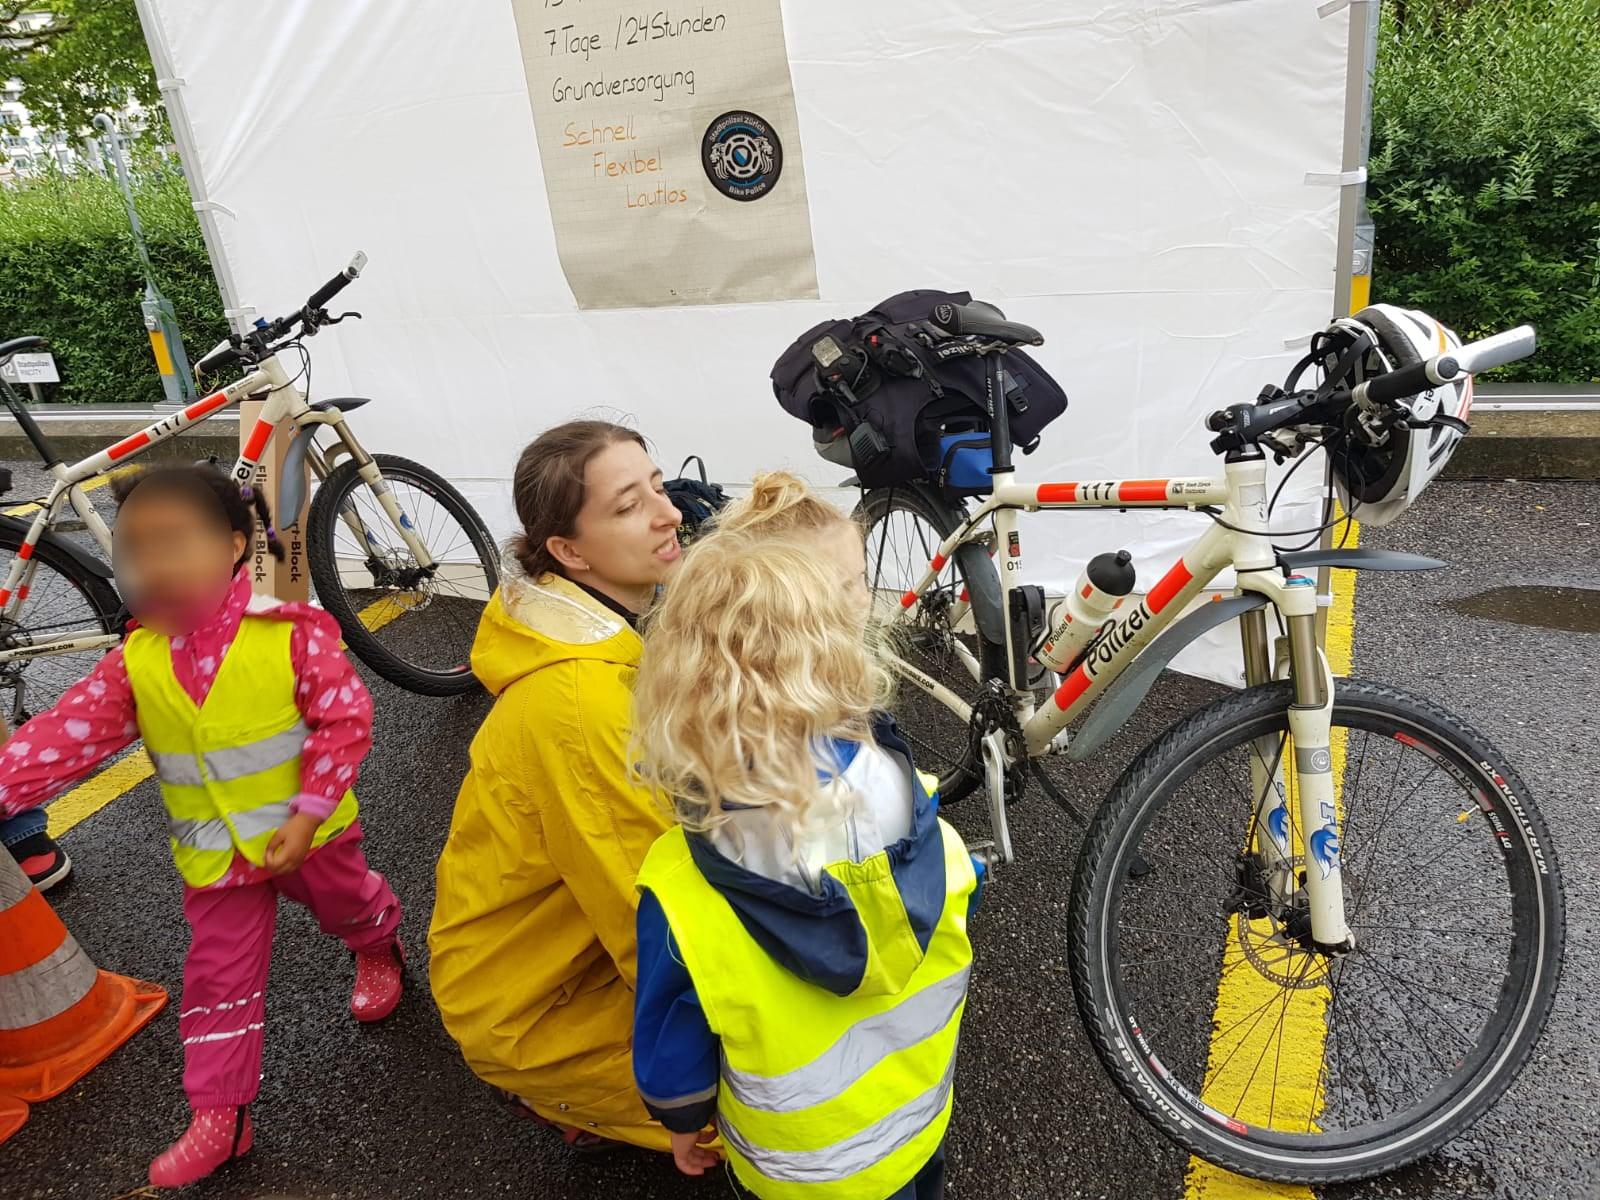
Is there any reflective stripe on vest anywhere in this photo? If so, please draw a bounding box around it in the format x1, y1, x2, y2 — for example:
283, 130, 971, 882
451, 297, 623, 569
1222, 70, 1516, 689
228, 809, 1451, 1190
167, 816, 234, 854
720, 965, 970, 1113
150, 722, 309, 789
124, 618, 358, 887
718, 1054, 956, 1185
637, 819, 975, 1200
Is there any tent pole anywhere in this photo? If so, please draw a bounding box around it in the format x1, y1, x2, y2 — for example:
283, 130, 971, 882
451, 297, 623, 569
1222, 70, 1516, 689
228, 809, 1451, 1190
1317, 0, 1380, 647
131, 0, 254, 338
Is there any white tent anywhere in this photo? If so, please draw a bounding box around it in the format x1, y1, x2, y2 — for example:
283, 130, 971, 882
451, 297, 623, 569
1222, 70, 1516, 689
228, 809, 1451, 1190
137, 0, 1363, 680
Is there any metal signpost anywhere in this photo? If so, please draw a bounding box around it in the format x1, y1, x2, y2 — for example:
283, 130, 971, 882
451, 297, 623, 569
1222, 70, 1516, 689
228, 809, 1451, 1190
91, 112, 196, 410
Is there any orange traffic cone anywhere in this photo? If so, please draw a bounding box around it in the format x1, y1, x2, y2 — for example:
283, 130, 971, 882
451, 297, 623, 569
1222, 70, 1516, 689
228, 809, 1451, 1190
0, 1093, 26, 1144
0, 842, 166, 1136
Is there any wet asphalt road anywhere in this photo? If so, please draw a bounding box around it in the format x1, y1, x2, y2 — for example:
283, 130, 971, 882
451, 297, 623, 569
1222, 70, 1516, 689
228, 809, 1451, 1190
1, 476, 1595, 1200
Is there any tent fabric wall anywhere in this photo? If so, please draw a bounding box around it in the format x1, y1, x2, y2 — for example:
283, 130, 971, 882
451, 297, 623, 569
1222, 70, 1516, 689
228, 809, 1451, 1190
143, 0, 1350, 682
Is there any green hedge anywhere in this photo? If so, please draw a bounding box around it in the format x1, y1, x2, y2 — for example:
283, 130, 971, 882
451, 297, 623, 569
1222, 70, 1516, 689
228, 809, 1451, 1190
0, 159, 226, 405
1370, 0, 1600, 383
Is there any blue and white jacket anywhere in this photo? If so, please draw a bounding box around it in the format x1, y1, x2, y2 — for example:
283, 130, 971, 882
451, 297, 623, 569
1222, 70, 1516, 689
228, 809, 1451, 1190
632, 714, 984, 1134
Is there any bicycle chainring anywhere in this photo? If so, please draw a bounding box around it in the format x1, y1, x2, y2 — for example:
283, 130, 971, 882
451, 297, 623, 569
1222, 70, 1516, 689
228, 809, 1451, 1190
969, 680, 1029, 802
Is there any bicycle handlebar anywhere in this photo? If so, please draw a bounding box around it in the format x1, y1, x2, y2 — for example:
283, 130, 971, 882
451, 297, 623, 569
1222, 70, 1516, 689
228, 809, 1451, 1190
1357, 324, 1536, 407
305, 250, 367, 312
195, 252, 368, 380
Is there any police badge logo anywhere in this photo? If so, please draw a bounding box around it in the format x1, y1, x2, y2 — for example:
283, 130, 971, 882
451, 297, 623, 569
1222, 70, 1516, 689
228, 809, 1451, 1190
701, 110, 784, 202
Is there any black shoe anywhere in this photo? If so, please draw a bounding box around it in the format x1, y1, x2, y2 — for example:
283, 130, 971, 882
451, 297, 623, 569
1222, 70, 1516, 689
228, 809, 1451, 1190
8, 830, 72, 891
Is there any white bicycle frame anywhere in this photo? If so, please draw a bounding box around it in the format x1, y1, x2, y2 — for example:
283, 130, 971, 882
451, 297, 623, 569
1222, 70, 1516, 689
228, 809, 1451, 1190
0, 348, 434, 666
883, 452, 1351, 949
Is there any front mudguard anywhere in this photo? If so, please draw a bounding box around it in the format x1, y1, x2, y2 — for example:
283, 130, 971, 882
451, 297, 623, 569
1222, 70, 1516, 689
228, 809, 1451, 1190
1063, 548, 1447, 761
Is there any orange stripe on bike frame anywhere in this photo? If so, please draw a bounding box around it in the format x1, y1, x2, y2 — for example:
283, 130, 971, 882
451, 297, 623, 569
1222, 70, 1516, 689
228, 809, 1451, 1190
241, 419, 274, 461
1147, 560, 1194, 614
900, 589, 919, 609
106, 431, 151, 461
1037, 483, 1078, 504
957, 587, 969, 603
0, 590, 11, 607
183, 390, 230, 422
0, 889, 66, 974
1052, 663, 1093, 711
1118, 480, 1170, 503
15, 541, 32, 562
930, 553, 947, 572
15, 585, 28, 603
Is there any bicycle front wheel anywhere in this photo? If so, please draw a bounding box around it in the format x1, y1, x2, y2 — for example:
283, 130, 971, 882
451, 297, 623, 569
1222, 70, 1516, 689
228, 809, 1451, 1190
1068, 678, 1563, 1184
308, 454, 499, 696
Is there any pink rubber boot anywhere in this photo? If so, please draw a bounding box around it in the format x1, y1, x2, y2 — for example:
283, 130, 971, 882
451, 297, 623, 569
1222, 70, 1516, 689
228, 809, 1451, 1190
149, 1105, 252, 1188
350, 943, 405, 1023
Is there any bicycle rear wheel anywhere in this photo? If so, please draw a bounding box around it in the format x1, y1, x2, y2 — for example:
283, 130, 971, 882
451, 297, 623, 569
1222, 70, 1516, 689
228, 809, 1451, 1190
307, 454, 499, 696
0, 527, 121, 723
1068, 678, 1564, 1183
856, 485, 1002, 798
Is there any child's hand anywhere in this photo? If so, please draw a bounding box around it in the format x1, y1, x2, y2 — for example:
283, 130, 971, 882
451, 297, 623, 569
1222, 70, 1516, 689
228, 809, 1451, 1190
669, 1127, 721, 1176
264, 812, 321, 875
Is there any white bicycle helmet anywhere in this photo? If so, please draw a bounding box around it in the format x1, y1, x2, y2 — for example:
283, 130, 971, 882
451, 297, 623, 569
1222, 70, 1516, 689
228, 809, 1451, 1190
1319, 304, 1474, 526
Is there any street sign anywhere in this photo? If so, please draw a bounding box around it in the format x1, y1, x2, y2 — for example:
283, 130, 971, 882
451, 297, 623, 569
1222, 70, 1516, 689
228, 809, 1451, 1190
0, 352, 60, 385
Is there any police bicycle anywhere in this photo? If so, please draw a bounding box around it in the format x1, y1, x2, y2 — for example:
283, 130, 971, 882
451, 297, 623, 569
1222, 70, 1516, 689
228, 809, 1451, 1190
849, 301, 1564, 1183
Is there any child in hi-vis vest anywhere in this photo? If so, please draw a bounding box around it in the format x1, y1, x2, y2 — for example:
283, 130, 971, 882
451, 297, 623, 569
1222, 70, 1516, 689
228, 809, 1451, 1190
0, 464, 403, 1189
631, 473, 983, 1200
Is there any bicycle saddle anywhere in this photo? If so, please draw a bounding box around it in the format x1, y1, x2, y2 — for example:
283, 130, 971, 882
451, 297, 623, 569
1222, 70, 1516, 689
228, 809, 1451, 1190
927, 301, 1043, 346
0, 336, 45, 363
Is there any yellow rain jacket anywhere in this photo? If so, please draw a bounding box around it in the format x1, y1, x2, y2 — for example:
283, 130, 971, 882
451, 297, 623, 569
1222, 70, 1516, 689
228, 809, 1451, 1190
428, 569, 671, 1151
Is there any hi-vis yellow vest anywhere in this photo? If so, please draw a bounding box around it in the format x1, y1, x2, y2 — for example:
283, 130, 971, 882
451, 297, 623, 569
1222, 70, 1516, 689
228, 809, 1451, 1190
636, 819, 976, 1200
124, 616, 358, 887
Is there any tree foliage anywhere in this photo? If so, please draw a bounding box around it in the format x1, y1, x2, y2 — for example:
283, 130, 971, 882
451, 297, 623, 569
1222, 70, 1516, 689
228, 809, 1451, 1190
4, 0, 158, 137
1370, 0, 1600, 382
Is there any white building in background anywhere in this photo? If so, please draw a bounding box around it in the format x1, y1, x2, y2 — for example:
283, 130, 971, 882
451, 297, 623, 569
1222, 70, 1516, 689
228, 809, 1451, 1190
1, 8, 146, 185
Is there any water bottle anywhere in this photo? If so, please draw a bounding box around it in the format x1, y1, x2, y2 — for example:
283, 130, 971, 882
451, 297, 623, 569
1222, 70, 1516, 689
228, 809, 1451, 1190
1036, 550, 1137, 673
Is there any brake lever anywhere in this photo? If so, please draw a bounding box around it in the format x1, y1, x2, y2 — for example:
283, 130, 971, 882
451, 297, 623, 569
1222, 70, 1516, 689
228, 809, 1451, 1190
322, 310, 363, 326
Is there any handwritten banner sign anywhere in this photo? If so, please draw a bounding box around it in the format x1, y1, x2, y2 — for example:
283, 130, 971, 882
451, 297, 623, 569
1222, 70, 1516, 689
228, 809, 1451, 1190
512, 0, 818, 309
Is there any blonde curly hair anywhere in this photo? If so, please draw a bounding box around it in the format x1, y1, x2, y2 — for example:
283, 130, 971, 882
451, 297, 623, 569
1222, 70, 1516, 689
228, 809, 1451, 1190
632, 472, 892, 841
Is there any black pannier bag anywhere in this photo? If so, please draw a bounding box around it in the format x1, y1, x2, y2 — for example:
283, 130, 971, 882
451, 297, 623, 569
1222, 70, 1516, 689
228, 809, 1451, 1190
771, 289, 1067, 491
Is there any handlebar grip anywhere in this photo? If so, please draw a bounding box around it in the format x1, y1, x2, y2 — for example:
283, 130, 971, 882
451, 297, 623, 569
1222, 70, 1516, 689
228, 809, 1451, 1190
1360, 358, 1452, 407
1455, 324, 1537, 375
307, 271, 354, 311
195, 342, 245, 378
305, 251, 368, 311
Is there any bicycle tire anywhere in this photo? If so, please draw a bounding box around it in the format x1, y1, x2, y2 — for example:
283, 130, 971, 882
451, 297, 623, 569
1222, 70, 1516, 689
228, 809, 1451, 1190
855, 484, 1005, 800
1067, 678, 1564, 1184
307, 454, 499, 697
0, 525, 122, 719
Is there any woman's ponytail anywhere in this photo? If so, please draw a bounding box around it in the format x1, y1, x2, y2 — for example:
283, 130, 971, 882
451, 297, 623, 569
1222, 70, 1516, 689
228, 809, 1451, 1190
713, 470, 844, 539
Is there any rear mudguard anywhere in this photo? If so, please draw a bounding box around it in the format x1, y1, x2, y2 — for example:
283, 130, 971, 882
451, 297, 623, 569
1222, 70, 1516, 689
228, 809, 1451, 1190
1063, 549, 1448, 762
0, 513, 114, 581
278, 398, 371, 522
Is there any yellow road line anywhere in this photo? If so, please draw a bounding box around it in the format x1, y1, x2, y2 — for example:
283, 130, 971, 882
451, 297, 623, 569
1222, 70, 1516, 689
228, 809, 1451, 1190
4, 466, 136, 517
1184, 519, 1360, 1200
356, 596, 410, 634
47, 750, 155, 839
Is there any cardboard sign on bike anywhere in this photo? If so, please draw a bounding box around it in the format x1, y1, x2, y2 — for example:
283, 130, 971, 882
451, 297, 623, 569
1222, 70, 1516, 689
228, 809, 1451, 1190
238, 397, 309, 604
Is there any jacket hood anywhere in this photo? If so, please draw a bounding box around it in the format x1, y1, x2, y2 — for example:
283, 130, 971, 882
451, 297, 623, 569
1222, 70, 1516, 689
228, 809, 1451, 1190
685, 716, 950, 999
471, 560, 641, 696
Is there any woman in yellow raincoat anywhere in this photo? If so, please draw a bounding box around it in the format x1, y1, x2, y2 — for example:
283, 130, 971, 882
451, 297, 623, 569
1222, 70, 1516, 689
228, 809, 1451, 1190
429, 421, 683, 1151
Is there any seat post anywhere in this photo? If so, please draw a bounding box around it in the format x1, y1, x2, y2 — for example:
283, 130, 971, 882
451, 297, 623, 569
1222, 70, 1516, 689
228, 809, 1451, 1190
985, 353, 1014, 476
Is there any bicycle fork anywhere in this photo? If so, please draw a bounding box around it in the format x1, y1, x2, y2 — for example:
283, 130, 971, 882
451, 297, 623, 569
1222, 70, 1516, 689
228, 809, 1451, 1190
1244, 578, 1353, 951
296, 413, 436, 575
